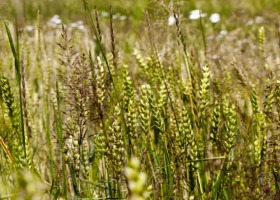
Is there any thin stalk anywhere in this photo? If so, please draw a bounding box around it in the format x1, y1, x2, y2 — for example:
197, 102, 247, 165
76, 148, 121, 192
173, 10, 199, 133
55, 81, 67, 198
0, 136, 13, 164
4, 21, 26, 157
199, 11, 207, 57
82, 1, 128, 148
163, 145, 173, 198
70, 166, 80, 196
105, 161, 112, 199
197, 172, 205, 200
145, 11, 181, 134
188, 156, 226, 163
82, 1, 118, 102
211, 158, 229, 199
45, 90, 54, 179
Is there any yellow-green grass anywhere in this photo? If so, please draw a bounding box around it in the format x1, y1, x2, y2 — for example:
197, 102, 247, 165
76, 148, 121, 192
0, 0, 280, 199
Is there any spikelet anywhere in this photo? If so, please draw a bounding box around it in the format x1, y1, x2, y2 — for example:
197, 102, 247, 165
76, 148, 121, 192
177, 108, 188, 155
254, 138, 261, 167
122, 64, 135, 112
222, 98, 229, 119
173, 106, 185, 197
224, 104, 237, 154
121, 64, 137, 151
148, 87, 163, 143
158, 82, 167, 112
146, 56, 161, 84
125, 157, 150, 200
184, 109, 198, 191
1, 74, 34, 170
199, 65, 210, 116
108, 104, 125, 178
107, 53, 115, 76
43, 61, 52, 95
250, 85, 259, 115
93, 123, 107, 160
50, 88, 58, 112
174, 108, 189, 196
81, 136, 89, 179
0, 76, 19, 131
14, 136, 32, 170
264, 86, 274, 114
127, 99, 138, 151
138, 84, 151, 137
69, 123, 80, 172
133, 49, 148, 72
258, 26, 265, 54
184, 111, 198, 169
96, 56, 106, 109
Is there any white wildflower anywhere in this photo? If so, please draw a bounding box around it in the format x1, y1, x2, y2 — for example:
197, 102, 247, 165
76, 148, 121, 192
70, 20, 85, 31
48, 15, 62, 28
119, 15, 127, 21
168, 15, 176, 26
210, 13, 220, 23
189, 9, 206, 20
101, 11, 109, 17
255, 16, 264, 24
113, 13, 121, 20
25, 25, 34, 32
219, 30, 228, 36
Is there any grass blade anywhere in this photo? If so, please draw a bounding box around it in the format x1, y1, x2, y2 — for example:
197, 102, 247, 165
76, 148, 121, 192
0, 136, 13, 164
4, 20, 26, 157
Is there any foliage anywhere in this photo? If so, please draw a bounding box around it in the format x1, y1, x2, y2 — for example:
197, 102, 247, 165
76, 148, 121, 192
1, 0, 280, 199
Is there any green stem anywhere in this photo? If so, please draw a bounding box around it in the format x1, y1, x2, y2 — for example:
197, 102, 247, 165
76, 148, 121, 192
4, 21, 26, 157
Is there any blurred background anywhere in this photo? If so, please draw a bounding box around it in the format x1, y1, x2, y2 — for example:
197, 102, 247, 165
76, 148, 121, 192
1, 0, 280, 25
1, 0, 280, 73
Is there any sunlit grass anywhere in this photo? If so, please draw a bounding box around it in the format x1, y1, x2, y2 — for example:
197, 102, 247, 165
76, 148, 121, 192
0, 0, 280, 199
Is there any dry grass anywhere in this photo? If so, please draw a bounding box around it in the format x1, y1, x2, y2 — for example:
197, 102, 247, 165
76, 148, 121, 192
0, 0, 280, 199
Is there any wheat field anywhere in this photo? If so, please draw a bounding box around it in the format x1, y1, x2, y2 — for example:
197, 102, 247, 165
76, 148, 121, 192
0, 0, 280, 199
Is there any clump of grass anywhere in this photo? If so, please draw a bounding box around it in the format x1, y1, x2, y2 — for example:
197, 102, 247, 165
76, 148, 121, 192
1, 1, 280, 199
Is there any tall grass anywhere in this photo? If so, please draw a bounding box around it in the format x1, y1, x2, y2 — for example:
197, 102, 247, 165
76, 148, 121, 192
1, 0, 280, 199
